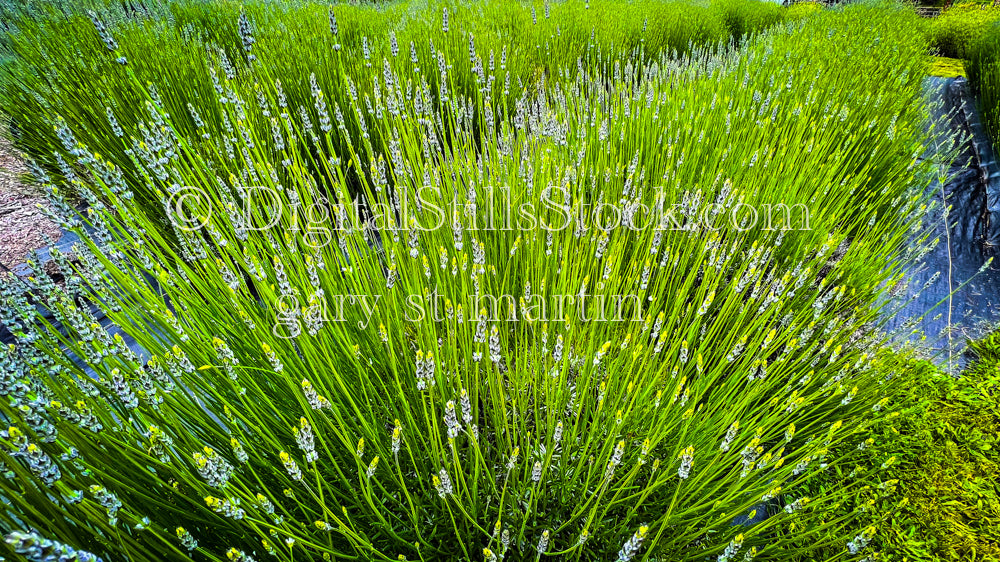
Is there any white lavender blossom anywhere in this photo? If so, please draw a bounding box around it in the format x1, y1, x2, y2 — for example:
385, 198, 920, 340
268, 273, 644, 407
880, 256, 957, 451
87, 11, 117, 51
280, 451, 303, 481
193, 446, 234, 488
617, 526, 649, 562
6, 531, 103, 562
677, 446, 695, 479
239, 12, 256, 61
444, 400, 462, 439
296, 418, 318, 463
537, 530, 550, 555
434, 468, 453, 497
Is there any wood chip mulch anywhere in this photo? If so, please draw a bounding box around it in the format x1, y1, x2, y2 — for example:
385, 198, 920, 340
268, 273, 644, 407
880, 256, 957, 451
0, 124, 61, 271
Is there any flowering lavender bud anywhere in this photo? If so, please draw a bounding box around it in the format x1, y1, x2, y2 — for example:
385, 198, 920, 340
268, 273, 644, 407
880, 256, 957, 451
279, 451, 303, 481
617, 526, 649, 561
6, 531, 103, 562
444, 400, 462, 439
302, 380, 332, 409
605, 440, 625, 480
90, 485, 122, 525
19, 438, 60, 486
212, 337, 239, 381
434, 468, 453, 497
205, 495, 246, 519
391, 419, 402, 455
227, 437, 247, 463
87, 10, 118, 52
311, 74, 332, 133
784, 497, 809, 513
421, 351, 435, 388
532, 460, 543, 482
261, 342, 283, 373
847, 532, 870, 555
109, 369, 138, 409
721, 422, 739, 452
408, 224, 420, 258
489, 326, 502, 364
296, 418, 318, 463
104, 107, 123, 137
166, 345, 195, 375
53, 117, 80, 156
19, 400, 56, 443
193, 446, 234, 488
460, 389, 473, 424
58, 400, 103, 433
506, 447, 519, 471
239, 12, 256, 61
298, 105, 318, 143
537, 530, 550, 555
176, 527, 198, 550
227, 548, 256, 562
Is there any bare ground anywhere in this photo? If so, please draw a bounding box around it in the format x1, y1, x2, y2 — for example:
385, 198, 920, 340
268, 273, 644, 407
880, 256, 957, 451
0, 123, 60, 270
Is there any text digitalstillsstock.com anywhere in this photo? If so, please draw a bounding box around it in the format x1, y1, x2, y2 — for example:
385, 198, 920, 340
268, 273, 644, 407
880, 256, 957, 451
169, 184, 813, 240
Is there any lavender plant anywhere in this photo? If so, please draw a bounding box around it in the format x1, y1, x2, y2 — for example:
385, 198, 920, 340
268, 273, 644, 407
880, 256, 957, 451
0, 0, 783, 207
0, 1, 937, 561
968, 22, 1000, 153
931, 2, 1000, 59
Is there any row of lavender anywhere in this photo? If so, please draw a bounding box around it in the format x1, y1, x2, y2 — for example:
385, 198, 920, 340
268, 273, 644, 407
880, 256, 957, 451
0, 1, 939, 561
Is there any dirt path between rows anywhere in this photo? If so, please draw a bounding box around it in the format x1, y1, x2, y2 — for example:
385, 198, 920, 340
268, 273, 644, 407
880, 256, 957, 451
0, 122, 60, 270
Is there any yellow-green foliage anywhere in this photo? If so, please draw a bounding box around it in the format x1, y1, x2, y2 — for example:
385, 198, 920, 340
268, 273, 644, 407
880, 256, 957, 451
932, 2, 1000, 59
787, 1, 823, 20
928, 55, 966, 77
813, 351, 1000, 561
968, 23, 1000, 154
0, 0, 784, 204
714, 0, 786, 38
